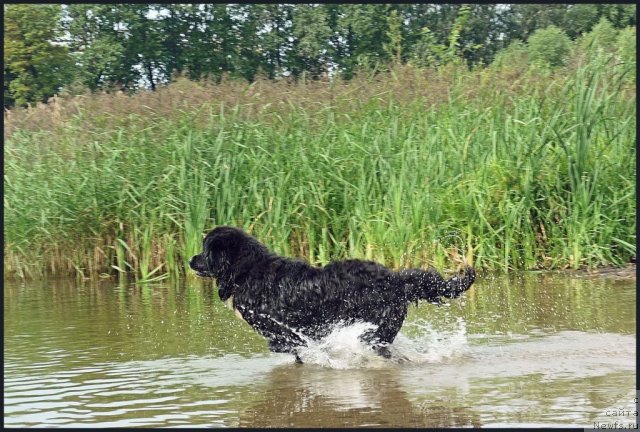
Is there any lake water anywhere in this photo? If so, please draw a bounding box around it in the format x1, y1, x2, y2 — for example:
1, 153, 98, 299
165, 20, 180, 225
4, 272, 636, 428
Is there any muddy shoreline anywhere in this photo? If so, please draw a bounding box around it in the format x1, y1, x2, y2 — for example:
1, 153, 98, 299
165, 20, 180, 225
565, 263, 636, 280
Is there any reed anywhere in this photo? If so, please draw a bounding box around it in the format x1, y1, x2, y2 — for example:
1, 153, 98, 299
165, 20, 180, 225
3, 59, 635, 280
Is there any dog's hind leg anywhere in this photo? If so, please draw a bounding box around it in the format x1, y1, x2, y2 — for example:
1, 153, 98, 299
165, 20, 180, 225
360, 326, 396, 361
357, 308, 410, 362
369, 340, 412, 363
373, 344, 393, 359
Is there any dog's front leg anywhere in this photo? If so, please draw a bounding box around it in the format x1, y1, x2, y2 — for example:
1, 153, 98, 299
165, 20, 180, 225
269, 340, 304, 364
373, 344, 393, 359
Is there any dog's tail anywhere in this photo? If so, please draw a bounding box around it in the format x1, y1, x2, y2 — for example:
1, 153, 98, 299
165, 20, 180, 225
399, 266, 476, 303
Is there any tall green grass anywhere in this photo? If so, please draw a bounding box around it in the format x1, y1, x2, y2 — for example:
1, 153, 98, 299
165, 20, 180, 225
3, 59, 636, 280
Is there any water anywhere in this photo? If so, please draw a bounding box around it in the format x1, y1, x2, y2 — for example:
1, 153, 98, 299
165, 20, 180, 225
4, 272, 636, 427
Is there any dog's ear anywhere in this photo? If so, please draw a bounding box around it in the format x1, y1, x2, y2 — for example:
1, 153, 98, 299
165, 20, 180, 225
204, 228, 239, 268
203, 226, 268, 274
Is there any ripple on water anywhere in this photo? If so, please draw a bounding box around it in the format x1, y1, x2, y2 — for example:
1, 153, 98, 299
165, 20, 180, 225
3, 275, 636, 427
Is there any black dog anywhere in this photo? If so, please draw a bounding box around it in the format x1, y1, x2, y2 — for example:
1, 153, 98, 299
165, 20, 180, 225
190, 226, 476, 362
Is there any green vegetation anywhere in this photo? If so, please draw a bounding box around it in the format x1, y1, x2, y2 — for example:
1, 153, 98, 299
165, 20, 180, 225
527, 26, 572, 67
3, 5, 636, 280
3, 5, 72, 106
3, 4, 637, 106
4, 32, 636, 279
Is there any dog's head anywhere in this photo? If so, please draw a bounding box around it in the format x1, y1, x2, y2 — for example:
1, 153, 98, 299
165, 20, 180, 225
189, 226, 269, 298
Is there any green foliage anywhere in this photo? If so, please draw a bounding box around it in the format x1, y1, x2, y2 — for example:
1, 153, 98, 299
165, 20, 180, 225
447, 5, 471, 61
3, 4, 73, 106
384, 9, 403, 64
458, 5, 504, 66
598, 4, 636, 29
251, 5, 295, 79
508, 4, 570, 40
337, 4, 393, 77
410, 27, 446, 68
291, 4, 332, 79
409, 5, 479, 68
565, 4, 599, 38
3, 4, 639, 105
617, 26, 636, 64
66, 5, 132, 90
581, 17, 618, 53
491, 40, 528, 71
4, 57, 636, 279
74, 36, 125, 91
616, 26, 636, 81
527, 25, 572, 68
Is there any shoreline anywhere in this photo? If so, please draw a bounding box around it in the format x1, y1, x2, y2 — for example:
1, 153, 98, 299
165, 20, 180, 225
564, 263, 636, 280
4, 262, 636, 282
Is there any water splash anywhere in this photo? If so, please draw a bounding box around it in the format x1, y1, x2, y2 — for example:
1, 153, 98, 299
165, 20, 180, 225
296, 322, 382, 369
390, 317, 468, 363
295, 318, 468, 369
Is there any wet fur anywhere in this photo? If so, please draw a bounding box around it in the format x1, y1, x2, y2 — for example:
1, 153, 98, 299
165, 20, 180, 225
189, 226, 476, 361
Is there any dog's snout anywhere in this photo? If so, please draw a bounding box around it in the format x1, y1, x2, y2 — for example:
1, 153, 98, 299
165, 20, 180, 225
188, 255, 198, 269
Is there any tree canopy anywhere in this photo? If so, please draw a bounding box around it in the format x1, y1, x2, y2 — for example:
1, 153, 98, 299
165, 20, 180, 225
3, 3, 636, 106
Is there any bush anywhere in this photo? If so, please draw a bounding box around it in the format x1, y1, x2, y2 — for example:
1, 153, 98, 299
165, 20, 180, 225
580, 17, 618, 53
527, 25, 572, 68
491, 40, 528, 70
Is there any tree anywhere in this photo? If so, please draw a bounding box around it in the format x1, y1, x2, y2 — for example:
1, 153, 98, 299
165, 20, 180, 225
597, 4, 636, 29
158, 4, 192, 78
565, 4, 599, 38
446, 5, 472, 62
118, 5, 167, 91
405, 4, 460, 47
527, 25, 571, 68
290, 4, 332, 79
402, 4, 440, 51
5, 3, 636, 99
66, 5, 148, 92
66, 5, 127, 91
184, 5, 237, 82
4, 4, 73, 106
409, 26, 446, 68
409, 5, 480, 68
252, 4, 295, 79
335, 4, 400, 77
460, 5, 507, 66
384, 9, 403, 64
508, 4, 570, 40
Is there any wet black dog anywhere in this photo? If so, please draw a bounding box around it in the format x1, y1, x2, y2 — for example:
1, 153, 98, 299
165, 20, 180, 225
190, 226, 476, 362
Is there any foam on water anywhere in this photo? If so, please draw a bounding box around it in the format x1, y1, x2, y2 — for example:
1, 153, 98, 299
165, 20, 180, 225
296, 318, 468, 369
296, 322, 384, 369
390, 317, 468, 363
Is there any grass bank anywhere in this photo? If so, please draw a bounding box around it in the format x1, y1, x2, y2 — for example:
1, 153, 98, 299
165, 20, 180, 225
4, 59, 636, 280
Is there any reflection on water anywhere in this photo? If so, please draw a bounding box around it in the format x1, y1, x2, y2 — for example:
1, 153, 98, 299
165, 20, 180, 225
239, 363, 485, 428
3, 272, 636, 427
